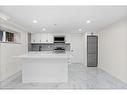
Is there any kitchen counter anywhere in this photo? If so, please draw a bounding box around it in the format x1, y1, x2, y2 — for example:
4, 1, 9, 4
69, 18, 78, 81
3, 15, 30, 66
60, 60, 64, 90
17, 51, 72, 59
16, 51, 72, 83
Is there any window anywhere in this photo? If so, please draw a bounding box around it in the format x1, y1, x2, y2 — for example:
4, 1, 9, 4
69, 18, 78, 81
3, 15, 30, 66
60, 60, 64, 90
0, 30, 3, 41
6, 32, 14, 42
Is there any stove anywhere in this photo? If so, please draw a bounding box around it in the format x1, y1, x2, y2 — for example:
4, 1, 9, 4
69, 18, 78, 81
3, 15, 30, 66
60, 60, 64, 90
53, 47, 65, 53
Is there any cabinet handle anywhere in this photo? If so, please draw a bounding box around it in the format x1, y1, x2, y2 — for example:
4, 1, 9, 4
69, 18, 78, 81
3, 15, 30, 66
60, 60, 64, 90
40, 40, 41, 42
46, 40, 48, 42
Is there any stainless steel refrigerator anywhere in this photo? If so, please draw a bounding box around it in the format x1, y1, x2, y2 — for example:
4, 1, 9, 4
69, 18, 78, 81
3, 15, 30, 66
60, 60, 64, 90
87, 35, 98, 67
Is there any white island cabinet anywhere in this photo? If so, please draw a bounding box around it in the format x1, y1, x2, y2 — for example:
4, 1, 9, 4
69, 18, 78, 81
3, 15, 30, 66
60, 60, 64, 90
17, 52, 72, 83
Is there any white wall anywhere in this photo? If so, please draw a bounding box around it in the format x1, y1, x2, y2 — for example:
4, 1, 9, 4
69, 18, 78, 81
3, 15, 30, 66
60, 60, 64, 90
82, 33, 87, 66
98, 18, 127, 83
69, 33, 84, 64
0, 31, 28, 81
0, 19, 28, 81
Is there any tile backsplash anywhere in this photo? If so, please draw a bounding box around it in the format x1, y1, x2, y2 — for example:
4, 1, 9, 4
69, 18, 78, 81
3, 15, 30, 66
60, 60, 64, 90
29, 43, 70, 51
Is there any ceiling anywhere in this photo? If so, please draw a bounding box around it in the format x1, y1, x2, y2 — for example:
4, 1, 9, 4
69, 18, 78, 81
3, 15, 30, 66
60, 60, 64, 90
0, 6, 127, 33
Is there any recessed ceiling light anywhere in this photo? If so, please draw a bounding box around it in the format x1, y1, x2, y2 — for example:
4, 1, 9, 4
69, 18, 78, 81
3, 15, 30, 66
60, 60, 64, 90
33, 20, 38, 23
86, 20, 91, 24
78, 28, 82, 32
54, 24, 57, 26
42, 28, 46, 31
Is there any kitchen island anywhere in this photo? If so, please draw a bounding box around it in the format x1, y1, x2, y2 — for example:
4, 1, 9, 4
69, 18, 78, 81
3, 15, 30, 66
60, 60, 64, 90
17, 51, 72, 83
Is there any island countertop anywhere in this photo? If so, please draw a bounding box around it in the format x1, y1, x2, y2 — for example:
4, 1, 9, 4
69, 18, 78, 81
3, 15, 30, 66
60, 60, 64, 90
16, 51, 72, 59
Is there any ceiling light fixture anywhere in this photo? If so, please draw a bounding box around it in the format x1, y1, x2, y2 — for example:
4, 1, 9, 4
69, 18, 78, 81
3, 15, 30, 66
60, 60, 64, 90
42, 28, 46, 31
54, 24, 57, 26
33, 20, 38, 23
86, 20, 91, 24
78, 28, 82, 32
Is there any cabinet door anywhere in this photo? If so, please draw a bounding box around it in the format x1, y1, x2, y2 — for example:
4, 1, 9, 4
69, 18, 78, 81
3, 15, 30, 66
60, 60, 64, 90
36, 33, 42, 43
31, 33, 36, 43
47, 34, 53, 43
41, 34, 48, 43
65, 34, 71, 43
31, 33, 41, 43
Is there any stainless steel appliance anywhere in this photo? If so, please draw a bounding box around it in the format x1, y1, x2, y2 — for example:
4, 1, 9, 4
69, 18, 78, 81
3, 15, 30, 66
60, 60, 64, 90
54, 36, 65, 43
53, 47, 65, 53
87, 35, 98, 67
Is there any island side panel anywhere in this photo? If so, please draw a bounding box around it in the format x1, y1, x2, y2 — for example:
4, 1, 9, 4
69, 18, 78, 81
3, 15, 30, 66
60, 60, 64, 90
22, 58, 68, 83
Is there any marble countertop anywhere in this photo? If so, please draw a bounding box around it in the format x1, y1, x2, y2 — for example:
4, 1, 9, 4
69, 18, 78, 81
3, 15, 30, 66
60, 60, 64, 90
15, 51, 72, 59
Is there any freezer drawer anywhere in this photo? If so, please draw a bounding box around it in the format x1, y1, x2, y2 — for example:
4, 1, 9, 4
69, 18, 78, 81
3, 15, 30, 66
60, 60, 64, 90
87, 54, 97, 67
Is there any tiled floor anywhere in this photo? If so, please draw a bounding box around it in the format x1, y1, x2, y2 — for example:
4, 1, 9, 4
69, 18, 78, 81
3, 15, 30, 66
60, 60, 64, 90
0, 63, 127, 89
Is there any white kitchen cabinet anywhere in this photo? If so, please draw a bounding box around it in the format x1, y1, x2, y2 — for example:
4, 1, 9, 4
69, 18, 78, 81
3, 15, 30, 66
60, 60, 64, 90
47, 34, 53, 43
41, 34, 48, 43
31, 33, 53, 43
31, 33, 41, 43
65, 34, 71, 43
41, 33, 53, 43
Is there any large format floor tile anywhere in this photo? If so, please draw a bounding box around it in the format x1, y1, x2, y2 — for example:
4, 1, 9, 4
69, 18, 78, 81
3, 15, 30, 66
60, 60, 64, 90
0, 63, 127, 89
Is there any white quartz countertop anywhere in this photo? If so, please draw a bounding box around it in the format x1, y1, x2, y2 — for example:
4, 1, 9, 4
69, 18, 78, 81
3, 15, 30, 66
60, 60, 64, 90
15, 51, 72, 59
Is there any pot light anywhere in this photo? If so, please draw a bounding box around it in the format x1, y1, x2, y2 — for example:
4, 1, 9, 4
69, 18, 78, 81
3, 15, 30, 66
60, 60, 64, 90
33, 20, 38, 23
86, 20, 91, 24
78, 28, 82, 32
42, 28, 46, 31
